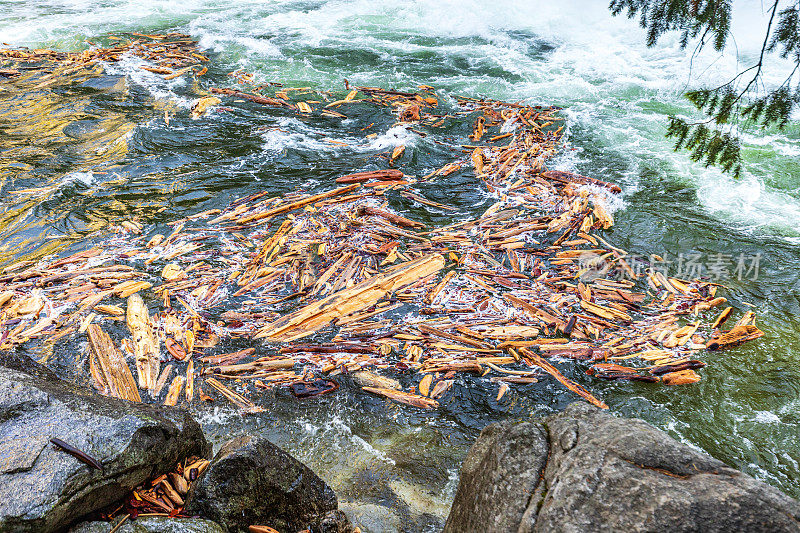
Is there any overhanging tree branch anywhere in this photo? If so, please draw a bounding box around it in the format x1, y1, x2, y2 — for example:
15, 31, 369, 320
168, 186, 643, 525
609, 0, 800, 176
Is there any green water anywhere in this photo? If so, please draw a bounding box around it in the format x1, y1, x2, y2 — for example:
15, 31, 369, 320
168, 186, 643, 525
1, 1, 799, 530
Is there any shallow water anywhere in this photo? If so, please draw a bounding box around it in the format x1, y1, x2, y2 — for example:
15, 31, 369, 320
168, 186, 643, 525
2, 1, 799, 530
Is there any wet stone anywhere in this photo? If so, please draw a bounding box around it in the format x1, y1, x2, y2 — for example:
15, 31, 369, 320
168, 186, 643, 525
0, 356, 209, 533
445, 402, 800, 533
185, 434, 341, 533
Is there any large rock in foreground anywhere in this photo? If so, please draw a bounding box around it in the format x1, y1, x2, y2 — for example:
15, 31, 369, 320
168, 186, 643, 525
445, 402, 800, 533
0, 356, 209, 533
185, 435, 341, 533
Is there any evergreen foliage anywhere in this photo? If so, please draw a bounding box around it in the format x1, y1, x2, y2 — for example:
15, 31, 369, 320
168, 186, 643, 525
609, 0, 800, 176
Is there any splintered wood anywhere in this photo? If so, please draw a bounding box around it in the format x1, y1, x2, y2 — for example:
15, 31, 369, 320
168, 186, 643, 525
0, 66, 764, 413
0, 33, 207, 83
255, 254, 445, 342
87, 324, 141, 403
108, 455, 210, 521
127, 294, 160, 392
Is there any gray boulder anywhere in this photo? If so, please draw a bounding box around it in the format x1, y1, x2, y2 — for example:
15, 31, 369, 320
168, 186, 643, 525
185, 435, 342, 533
445, 402, 800, 533
443, 421, 549, 532
70, 516, 225, 533
0, 356, 209, 533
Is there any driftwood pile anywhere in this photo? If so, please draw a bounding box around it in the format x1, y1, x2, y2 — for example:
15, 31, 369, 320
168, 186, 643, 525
98, 456, 210, 524
0, 32, 208, 82
0, 41, 764, 413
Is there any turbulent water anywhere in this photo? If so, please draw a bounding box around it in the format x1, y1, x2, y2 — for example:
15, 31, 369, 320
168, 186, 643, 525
2, 0, 799, 529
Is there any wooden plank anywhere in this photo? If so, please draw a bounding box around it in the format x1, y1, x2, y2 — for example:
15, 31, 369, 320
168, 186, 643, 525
237, 184, 360, 225
127, 294, 160, 391
87, 324, 141, 403
255, 254, 445, 342
520, 348, 607, 409
205, 377, 264, 413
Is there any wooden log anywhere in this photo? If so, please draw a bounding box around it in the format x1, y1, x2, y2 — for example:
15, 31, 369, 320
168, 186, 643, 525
478, 325, 540, 339
210, 358, 295, 375
168, 472, 189, 495
335, 169, 403, 184
425, 270, 456, 305
418, 374, 433, 396
580, 299, 631, 322
210, 87, 294, 108
428, 379, 453, 399
249, 526, 280, 533
87, 324, 141, 403
421, 361, 482, 373
186, 360, 194, 402
711, 306, 733, 329
520, 348, 607, 409
661, 369, 701, 385
279, 344, 374, 354
159, 479, 184, 506
504, 294, 568, 330
113, 280, 152, 298
205, 377, 264, 413
237, 184, 360, 225
200, 348, 255, 366
164, 376, 184, 406
649, 360, 706, 375
127, 294, 160, 391
706, 325, 764, 350
418, 323, 491, 349
255, 254, 445, 342
183, 459, 210, 482
357, 206, 425, 229
352, 371, 401, 390
541, 170, 622, 193
153, 366, 173, 397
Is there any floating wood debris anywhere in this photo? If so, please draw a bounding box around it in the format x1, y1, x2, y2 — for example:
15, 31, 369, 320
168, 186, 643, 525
96, 455, 211, 522
87, 324, 141, 403
0, 49, 766, 414
255, 254, 445, 342
0, 32, 207, 84
127, 294, 160, 393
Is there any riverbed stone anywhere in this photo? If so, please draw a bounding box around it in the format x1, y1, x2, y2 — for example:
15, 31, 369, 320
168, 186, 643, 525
69, 516, 226, 533
339, 501, 403, 532
185, 434, 340, 533
0, 356, 210, 533
445, 402, 800, 532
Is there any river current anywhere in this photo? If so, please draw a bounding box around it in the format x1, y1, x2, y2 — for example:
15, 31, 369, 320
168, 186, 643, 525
1, 1, 799, 530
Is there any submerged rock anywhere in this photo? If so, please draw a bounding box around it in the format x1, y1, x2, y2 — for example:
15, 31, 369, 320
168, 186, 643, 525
185, 435, 342, 533
0, 356, 209, 533
338, 501, 402, 533
445, 402, 800, 533
69, 516, 225, 533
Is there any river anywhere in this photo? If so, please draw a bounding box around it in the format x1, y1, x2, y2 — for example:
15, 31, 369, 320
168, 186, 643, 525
1, 1, 798, 530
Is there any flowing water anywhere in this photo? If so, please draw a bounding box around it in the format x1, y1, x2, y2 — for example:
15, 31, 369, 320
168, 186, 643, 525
2, 1, 799, 530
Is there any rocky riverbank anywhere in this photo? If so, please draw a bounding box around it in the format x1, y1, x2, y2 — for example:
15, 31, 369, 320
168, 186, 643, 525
4, 353, 798, 533
444, 402, 800, 532
0, 356, 349, 533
